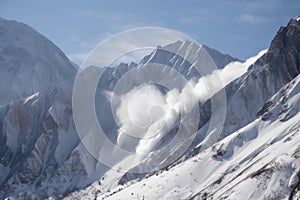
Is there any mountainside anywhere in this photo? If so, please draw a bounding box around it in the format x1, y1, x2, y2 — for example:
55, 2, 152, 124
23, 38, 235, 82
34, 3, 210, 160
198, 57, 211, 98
101, 77, 300, 199
0, 18, 81, 199
0, 18, 76, 104
1, 16, 299, 200
86, 17, 300, 200
0, 18, 244, 199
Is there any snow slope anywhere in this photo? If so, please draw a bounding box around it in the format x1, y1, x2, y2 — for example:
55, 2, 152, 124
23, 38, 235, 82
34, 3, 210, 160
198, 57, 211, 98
0, 17, 76, 105
0, 18, 82, 199
0, 17, 243, 199
64, 17, 300, 200
101, 74, 300, 200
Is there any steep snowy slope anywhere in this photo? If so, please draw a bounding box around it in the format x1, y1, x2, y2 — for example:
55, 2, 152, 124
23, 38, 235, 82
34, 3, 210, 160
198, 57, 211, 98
61, 50, 265, 200
0, 17, 76, 104
175, 16, 300, 159
101, 73, 300, 200
112, 17, 300, 187
0, 18, 81, 199
71, 40, 247, 190
67, 17, 300, 200
0, 18, 243, 199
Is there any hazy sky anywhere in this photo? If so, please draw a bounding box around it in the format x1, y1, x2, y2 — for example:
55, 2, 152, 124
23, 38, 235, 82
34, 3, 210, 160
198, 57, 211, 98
1, 0, 299, 64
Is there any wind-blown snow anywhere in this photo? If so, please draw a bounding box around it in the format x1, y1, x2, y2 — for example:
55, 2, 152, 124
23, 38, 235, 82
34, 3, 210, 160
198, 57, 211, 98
115, 49, 266, 154
101, 74, 300, 200
193, 49, 268, 103
116, 84, 178, 153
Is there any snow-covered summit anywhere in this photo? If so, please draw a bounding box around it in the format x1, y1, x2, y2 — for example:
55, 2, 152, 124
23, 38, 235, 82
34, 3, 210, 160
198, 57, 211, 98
293, 16, 300, 22
0, 18, 76, 105
0, 18, 79, 199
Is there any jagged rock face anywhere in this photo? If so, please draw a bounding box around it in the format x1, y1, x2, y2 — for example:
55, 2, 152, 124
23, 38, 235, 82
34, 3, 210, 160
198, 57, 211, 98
0, 18, 80, 198
267, 19, 300, 80
219, 18, 300, 138
0, 75, 80, 199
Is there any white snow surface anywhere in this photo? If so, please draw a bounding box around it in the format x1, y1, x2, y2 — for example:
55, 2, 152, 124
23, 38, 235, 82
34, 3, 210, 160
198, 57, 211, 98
96, 74, 300, 200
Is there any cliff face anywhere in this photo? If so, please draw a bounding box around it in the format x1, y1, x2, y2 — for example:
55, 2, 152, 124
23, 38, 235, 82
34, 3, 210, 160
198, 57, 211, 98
0, 18, 80, 198
220, 17, 300, 139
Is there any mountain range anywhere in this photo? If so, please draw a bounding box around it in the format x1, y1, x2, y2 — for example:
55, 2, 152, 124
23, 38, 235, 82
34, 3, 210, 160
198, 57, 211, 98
0, 16, 299, 199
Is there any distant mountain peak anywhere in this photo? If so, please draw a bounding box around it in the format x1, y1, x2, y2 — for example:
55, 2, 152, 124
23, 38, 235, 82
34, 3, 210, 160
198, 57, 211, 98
0, 17, 76, 104
141, 40, 241, 70
293, 16, 300, 22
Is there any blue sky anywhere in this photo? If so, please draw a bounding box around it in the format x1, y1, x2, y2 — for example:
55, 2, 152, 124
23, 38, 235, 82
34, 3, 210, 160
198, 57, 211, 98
1, 0, 299, 64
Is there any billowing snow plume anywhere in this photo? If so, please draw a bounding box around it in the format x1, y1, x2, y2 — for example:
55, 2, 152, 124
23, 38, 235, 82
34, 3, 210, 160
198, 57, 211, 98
115, 83, 194, 154
193, 49, 268, 103
114, 49, 267, 155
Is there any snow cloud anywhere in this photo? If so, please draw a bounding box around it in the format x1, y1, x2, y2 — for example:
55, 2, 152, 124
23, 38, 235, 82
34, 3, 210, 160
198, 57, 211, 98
114, 49, 267, 154
193, 49, 268, 103
115, 84, 185, 154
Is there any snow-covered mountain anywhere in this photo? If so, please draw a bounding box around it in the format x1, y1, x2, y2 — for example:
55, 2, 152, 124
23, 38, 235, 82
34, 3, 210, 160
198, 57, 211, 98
0, 17, 82, 199
0, 18, 76, 104
0, 16, 300, 200
65, 17, 300, 200
0, 18, 241, 199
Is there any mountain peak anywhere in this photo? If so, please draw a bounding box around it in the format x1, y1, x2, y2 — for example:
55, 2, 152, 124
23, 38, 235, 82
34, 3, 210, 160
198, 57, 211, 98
142, 40, 241, 70
201, 44, 242, 68
264, 15, 300, 80
0, 17, 76, 104
293, 16, 300, 22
